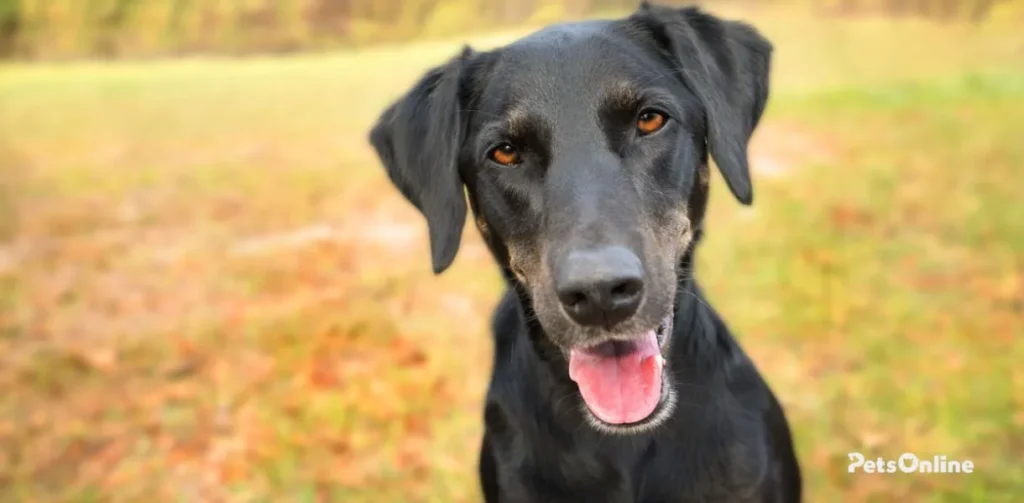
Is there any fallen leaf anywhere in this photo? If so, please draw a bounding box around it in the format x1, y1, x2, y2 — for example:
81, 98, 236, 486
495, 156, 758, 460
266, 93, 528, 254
77, 347, 119, 373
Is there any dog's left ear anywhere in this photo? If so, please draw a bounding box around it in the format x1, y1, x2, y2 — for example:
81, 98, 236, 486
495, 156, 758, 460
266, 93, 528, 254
636, 5, 772, 205
369, 47, 475, 274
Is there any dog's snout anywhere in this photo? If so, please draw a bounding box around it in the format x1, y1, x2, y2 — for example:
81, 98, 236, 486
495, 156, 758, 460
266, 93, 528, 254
555, 246, 645, 327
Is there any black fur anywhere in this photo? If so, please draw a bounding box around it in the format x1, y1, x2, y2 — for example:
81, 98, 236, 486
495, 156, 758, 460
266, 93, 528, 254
369, 4, 801, 501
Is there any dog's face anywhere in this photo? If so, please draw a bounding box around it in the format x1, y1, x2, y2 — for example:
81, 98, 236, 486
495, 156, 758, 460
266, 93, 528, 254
369, 4, 770, 433
469, 21, 700, 350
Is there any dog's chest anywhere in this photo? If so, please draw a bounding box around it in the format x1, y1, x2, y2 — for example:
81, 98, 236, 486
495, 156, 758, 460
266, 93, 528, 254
501, 431, 771, 502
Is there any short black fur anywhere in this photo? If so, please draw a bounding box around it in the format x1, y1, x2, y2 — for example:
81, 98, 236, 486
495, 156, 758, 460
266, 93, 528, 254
369, 4, 801, 501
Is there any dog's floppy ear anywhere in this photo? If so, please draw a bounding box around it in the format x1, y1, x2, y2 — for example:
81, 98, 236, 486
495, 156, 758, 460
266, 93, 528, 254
637, 5, 771, 205
369, 47, 474, 274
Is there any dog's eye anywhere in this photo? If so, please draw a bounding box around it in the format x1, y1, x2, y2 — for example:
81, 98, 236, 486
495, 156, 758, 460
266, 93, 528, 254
489, 143, 521, 166
636, 110, 667, 135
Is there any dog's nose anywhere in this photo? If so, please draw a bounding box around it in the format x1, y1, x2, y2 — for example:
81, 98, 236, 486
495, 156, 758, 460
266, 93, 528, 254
555, 246, 645, 327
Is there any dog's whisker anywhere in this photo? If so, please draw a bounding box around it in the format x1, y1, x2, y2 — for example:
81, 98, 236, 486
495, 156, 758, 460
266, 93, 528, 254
680, 288, 715, 313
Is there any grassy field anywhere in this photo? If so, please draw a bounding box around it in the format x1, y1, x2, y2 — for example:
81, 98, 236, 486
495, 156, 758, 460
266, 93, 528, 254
1, 4, 1023, 502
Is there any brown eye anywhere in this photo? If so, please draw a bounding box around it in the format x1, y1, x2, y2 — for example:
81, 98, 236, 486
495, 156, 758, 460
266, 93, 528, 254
489, 143, 520, 165
637, 110, 667, 135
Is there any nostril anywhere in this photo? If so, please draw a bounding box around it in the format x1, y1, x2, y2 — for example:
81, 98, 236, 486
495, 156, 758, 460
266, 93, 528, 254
606, 276, 638, 301
562, 290, 587, 308
609, 278, 642, 299
603, 276, 643, 327
610, 282, 628, 297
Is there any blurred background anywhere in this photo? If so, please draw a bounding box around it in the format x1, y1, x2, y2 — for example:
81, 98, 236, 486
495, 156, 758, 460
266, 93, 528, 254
1, 0, 1022, 501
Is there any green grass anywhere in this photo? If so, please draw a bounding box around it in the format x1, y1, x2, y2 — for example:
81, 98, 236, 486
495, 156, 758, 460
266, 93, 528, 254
1, 5, 1023, 502
708, 72, 1024, 500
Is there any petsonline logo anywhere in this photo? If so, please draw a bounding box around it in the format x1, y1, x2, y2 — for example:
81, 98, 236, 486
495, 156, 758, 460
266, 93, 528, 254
848, 452, 975, 474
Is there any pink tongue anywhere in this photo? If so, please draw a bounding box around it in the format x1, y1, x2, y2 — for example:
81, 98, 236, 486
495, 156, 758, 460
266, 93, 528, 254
568, 332, 663, 424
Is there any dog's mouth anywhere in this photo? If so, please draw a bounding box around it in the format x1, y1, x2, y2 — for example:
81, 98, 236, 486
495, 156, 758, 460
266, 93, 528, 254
568, 315, 672, 426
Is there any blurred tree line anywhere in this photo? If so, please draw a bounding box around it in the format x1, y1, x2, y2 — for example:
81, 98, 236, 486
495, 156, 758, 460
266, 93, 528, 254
818, 0, 1008, 18
0, 0, 1010, 60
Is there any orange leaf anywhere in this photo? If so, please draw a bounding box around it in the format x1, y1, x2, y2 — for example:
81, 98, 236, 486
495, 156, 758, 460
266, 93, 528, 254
307, 361, 339, 389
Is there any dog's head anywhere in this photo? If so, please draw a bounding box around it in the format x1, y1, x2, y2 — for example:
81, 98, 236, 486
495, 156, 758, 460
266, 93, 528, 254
369, 3, 770, 433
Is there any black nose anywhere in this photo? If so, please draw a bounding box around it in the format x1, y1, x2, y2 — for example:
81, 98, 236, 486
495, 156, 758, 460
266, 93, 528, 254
554, 246, 645, 327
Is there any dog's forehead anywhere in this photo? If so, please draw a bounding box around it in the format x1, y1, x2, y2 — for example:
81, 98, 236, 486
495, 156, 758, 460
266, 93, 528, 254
506, 20, 613, 51
483, 20, 659, 109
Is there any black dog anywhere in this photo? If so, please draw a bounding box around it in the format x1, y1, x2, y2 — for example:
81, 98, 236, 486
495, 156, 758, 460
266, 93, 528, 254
369, 3, 801, 501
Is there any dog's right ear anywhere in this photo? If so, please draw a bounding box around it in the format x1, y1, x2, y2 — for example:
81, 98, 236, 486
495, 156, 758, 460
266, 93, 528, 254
369, 47, 474, 274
